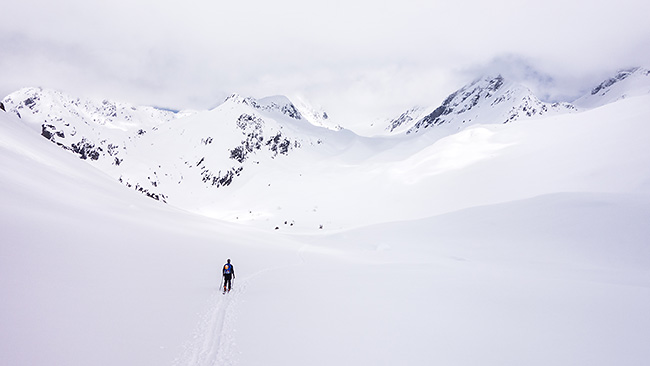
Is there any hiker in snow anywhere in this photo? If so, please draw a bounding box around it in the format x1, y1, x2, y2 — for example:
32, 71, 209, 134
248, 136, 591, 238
222, 259, 235, 293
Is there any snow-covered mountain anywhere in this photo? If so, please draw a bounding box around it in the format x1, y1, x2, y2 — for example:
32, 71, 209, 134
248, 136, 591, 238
2, 67, 650, 231
3, 67, 650, 366
2, 88, 341, 207
573, 67, 650, 108
222, 93, 303, 120
290, 95, 340, 131
384, 106, 430, 134
386, 75, 578, 135
1, 87, 182, 163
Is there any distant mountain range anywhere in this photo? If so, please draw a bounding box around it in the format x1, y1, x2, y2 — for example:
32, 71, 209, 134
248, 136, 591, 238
1, 86, 344, 206
2, 67, 649, 220
386, 67, 650, 136
391, 75, 576, 135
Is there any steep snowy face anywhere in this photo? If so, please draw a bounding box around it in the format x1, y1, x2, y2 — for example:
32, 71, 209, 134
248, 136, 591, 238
223, 94, 304, 120
574, 67, 650, 108
224, 93, 339, 131
385, 106, 429, 134
3, 66, 649, 230
2, 87, 181, 165
389, 75, 577, 135
291, 96, 338, 131
1, 88, 334, 205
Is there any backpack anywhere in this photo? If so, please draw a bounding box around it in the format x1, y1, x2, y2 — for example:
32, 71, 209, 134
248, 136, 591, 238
223, 264, 232, 275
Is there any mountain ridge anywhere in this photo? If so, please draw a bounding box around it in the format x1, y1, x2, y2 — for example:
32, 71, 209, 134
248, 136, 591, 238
385, 74, 577, 136
3, 66, 650, 230
384, 67, 650, 137
1, 87, 343, 208
573, 67, 650, 108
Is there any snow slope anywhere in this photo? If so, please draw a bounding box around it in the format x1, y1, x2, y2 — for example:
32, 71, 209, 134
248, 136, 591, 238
0, 109, 316, 365
574, 67, 650, 108
4, 68, 649, 232
385, 75, 577, 136
2, 78, 650, 365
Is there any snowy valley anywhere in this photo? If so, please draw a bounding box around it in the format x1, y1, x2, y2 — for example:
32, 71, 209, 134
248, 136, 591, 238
2, 67, 650, 366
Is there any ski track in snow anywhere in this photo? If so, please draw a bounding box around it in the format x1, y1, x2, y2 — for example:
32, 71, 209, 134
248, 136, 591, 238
173, 284, 243, 366
172, 266, 291, 366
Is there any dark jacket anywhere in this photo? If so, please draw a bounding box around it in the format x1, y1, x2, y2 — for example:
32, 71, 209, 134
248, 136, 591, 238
223, 263, 235, 278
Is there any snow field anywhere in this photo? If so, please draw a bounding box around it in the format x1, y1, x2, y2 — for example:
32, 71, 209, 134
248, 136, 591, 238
2, 92, 650, 365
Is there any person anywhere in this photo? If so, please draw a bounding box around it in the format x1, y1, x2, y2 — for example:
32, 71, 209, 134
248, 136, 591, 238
222, 259, 235, 293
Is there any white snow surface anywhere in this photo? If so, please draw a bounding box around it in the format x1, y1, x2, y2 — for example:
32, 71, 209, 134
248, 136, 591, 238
383, 75, 577, 138
2, 86, 650, 365
573, 67, 650, 109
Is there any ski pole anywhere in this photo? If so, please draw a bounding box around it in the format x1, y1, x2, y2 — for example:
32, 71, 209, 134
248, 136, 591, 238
219, 276, 223, 291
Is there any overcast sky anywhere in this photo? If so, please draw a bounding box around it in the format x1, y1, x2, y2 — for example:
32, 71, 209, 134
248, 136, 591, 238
2, 0, 649, 128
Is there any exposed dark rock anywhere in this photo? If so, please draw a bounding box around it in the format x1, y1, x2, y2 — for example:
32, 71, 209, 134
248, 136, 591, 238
229, 96, 303, 120
386, 107, 423, 133
119, 177, 167, 203
266, 132, 297, 157
201, 166, 244, 188
71, 138, 100, 160
40, 124, 66, 140
231, 113, 299, 162
106, 144, 119, 156
230, 146, 248, 163
24, 97, 37, 110
237, 114, 264, 131
280, 104, 301, 119
134, 183, 167, 202
41, 124, 56, 140
591, 68, 638, 95
405, 74, 574, 134
230, 130, 265, 163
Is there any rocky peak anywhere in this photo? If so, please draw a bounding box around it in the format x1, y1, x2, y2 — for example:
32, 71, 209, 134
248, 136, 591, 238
574, 67, 650, 108
590, 67, 641, 96
223, 93, 303, 120
396, 75, 575, 135
385, 106, 427, 133
405, 75, 515, 133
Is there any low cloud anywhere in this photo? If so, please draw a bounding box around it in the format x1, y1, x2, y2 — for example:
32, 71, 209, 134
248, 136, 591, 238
2, 0, 649, 128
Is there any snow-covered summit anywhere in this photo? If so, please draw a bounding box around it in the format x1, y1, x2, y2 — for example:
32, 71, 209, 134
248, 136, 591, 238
223, 93, 303, 120
1, 87, 337, 206
3, 62, 650, 366
1, 87, 182, 165
390, 75, 576, 135
391, 68, 650, 137
3, 66, 650, 227
291, 95, 340, 131
384, 106, 429, 134
574, 67, 650, 108
3, 87, 179, 131
222, 92, 341, 131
